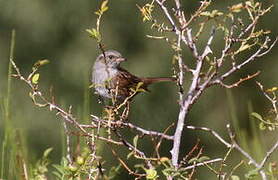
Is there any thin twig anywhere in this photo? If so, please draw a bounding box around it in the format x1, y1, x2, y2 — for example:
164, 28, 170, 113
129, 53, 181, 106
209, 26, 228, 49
180, 158, 223, 171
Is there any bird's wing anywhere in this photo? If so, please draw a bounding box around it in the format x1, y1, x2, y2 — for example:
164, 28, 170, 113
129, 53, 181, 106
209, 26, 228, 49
111, 67, 147, 98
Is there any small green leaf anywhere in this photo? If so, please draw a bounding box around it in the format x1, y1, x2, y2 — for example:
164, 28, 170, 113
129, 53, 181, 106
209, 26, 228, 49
200, 10, 223, 18
127, 151, 134, 159
133, 135, 139, 148
32, 73, 40, 84
266, 87, 278, 93
200, 11, 211, 17
259, 122, 266, 130
34, 59, 50, 68
238, 43, 251, 52
245, 168, 259, 179
229, 3, 244, 13
43, 147, 53, 158
197, 156, 210, 162
188, 157, 198, 164
146, 168, 158, 179
231, 175, 240, 180
86, 28, 101, 42
101, 0, 109, 12
136, 82, 144, 90
68, 164, 78, 172
76, 156, 84, 165
251, 112, 263, 121
245, 1, 253, 7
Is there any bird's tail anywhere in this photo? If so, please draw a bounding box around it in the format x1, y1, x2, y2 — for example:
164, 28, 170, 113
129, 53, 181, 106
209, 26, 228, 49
142, 77, 176, 86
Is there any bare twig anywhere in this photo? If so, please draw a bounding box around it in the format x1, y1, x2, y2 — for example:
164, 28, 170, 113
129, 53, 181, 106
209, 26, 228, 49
186, 126, 231, 148
211, 36, 277, 86
256, 81, 278, 121
258, 139, 278, 169
113, 130, 153, 169
63, 121, 72, 164
111, 148, 146, 178
218, 71, 260, 88
180, 158, 223, 171
226, 124, 267, 180
89, 116, 174, 140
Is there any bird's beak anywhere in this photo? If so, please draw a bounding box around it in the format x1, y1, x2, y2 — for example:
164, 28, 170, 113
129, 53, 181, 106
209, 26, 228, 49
116, 57, 127, 62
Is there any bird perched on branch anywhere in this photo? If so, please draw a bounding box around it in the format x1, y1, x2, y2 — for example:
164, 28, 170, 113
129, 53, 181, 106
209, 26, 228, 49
92, 50, 176, 102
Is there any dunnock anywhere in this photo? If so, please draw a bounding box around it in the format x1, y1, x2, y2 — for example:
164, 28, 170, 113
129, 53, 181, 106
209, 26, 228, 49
92, 50, 175, 101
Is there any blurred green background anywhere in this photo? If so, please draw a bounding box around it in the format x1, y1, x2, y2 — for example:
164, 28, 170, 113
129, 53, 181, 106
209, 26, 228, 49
0, 0, 278, 179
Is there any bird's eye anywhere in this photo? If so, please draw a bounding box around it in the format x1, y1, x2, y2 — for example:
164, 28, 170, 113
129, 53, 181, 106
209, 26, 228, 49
108, 55, 113, 59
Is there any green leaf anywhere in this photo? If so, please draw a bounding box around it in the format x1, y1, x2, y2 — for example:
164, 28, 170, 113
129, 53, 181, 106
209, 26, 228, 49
101, 0, 109, 13
43, 147, 53, 158
245, 168, 259, 179
34, 59, 50, 68
32, 73, 40, 84
200, 10, 223, 18
266, 87, 278, 93
200, 11, 211, 17
238, 43, 251, 52
133, 135, 139, 148
229, 3, 244, 13
231, 175, 240, 180
259, 122, 266, 130
146, 168, 158, 179
127, 151, 134, 159
245, 1, 253, 7
188, 157, 198, 164
86, 28, 101, 42
52, 171, 62, 179
251, 112, 263, 121
136, 82, 144, 90
197, 156, 210, 162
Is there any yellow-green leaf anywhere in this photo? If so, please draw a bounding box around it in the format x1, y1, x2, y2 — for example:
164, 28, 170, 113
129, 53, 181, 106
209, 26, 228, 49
133, 135, 139, 148
146, 168, 158, 179
101, 0, 109, 12
86, 28, 101, 42
266, 87, 278, 93
251, 112, 263, 121
198, 156, 210, 162
238, 44, 251, 52
136, 82, 144, 90
34, 59, 50, 68
32, 73, 40, 84
200, 11, 211, 17
229, 3, 244, 13
43, 147, 53, 158
101, 6, 108, 13
231, 175, 240, 180
245, 1, 253, 7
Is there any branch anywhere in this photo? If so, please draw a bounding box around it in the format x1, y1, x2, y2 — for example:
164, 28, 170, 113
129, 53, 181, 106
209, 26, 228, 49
180, 158, 223, 171
186, 126, 231, 148
154, 0, 177, 31
218, 71, 260, 88
226, 125, 267, 180
170, 28, 216, 167
258, 139, 278, 169
90, 116, 174, 140
211, 36, 277, 86
187, 124, 278, 180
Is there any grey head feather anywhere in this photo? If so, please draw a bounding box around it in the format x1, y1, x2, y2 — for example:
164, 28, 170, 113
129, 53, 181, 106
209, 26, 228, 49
96, 50, 122, 61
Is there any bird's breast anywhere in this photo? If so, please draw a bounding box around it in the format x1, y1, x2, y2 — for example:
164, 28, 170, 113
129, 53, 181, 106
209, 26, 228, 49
92, 67, 118, 98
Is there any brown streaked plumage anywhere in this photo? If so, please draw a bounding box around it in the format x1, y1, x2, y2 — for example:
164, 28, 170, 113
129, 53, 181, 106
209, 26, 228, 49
92, 50, 176, 101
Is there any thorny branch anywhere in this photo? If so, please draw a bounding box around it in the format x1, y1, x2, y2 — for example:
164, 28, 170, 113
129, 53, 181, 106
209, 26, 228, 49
9, 58, 157, 177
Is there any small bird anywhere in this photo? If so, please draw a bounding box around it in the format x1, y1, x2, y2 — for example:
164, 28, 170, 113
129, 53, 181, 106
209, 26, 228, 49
91, 50, 176, 102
